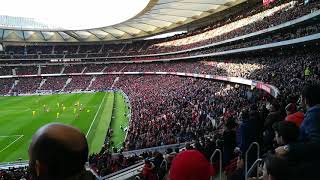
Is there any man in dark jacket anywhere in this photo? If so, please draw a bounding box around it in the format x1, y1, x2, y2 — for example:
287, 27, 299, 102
237, 110, 258, 154
222, 117, 237, 167
263, 101, 282, 151
275, 84, 320, 179
236, 109, 259, 173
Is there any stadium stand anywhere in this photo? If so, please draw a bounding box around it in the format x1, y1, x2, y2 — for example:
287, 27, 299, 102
40, 65, 63, 74
39, 76, 69, 91
64, 76, 93, 92
0, 66, 12, 76
0, 0, 317, 60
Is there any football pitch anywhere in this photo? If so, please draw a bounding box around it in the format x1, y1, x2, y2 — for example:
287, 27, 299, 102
0, 92, 129, 163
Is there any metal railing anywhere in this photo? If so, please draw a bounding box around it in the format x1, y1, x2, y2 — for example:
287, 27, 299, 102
247, 158, 263, 179
113, 142, 188, 157
102, 161, 145, 180
160, 159, 168, 171
210, 149, 222, 180
245, 142, 260, 180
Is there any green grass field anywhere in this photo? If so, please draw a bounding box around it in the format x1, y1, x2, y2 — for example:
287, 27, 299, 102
0, 92, 129, 163
109, 92, 130, 149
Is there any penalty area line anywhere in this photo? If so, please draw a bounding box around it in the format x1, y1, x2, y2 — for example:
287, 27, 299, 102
0, 135, 24, 153
86, 92, 108, 138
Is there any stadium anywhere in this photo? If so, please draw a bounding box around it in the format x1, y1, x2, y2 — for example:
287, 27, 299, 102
0, 0, 319, 179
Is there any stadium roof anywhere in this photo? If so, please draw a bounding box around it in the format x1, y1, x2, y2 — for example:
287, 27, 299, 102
0, 0, 246, 43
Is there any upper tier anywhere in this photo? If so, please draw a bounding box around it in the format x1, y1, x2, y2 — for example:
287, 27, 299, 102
0, 0, 319, 63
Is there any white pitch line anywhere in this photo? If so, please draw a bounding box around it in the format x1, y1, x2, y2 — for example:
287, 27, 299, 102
85, 93, 108, 138
0, 135, 23, 138
0, 135, 24, 153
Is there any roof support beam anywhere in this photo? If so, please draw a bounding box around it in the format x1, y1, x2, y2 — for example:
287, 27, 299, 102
157, 0, 228, 5
137, 17, 177, 24
156, 0, 183, 5
129, 19, 164, 28
122, 24, 150, 34
88, 31, 103, 40
1, 30, 4, 41
130, 20, 165, 29
112, 27, 135, 37
126, 22, 160, 30
146, 12, 191, 18
57, 32, 67, 41
39, 31, 47, 41
64, 31, 81, 41
157, 0, 228, 6
22, 31, 26, 41
152, 7, 209, 12
100, 29, 119, 40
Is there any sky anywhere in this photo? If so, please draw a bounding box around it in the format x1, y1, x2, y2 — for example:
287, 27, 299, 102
0, 0, 150, 30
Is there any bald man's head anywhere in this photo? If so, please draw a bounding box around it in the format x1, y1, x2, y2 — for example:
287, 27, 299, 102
28, 123, 88, 180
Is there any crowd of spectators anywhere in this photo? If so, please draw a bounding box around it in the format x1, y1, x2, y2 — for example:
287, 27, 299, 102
115, 76, 251, 150
0, 49, 319, 95
40, 65, 63, 74
12, 78, 42, 94
0, 79, 14, 95
0, 66, 13, 76
0, 167, 29, 180
84, 64, 106, 73
15, 66, 38, 75
89, 75, 117, 91
64, 76, 93, 92
39, 76, 68, 91
63, 64, 86, 74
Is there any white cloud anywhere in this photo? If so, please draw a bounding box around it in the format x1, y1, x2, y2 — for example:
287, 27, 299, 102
0, 0, 149, 29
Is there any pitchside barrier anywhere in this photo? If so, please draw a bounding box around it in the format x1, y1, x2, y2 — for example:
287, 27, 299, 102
0, 160, 28, 169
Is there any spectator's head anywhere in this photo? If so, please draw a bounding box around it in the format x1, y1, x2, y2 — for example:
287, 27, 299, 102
185, 143, 193, 150
240, 109, 249, 121
225, 117, 237, 130
302, 83, 320, 109
166, 148, 173, 154
28, 123, 89, 180
270, 101, 280, 112
144, 158, 151, 165
272, 121, 299, 145
250, 104, 258, 111
169, 150, 215, 180
285, 103, 297, 115
262, 155, 290, 180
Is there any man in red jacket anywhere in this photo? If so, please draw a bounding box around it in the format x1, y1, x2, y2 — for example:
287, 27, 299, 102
284, 103, 304, 127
